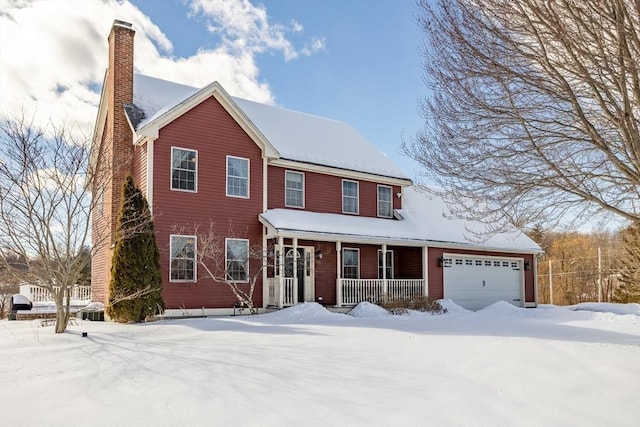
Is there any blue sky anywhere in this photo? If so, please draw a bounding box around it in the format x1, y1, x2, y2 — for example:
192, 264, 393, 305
131, 0, 427, 176
1, 0, 427, 178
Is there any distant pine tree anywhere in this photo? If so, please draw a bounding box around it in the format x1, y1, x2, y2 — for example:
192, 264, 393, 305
107, 176, 164, 322
613, 221, 640, 304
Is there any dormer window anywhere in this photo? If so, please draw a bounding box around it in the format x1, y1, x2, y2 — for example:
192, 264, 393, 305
171, 147, 197, 192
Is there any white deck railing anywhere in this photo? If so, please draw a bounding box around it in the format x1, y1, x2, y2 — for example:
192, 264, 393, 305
267, 278, 297, 307
339, 279, 425, 306
19, 284, 92, 304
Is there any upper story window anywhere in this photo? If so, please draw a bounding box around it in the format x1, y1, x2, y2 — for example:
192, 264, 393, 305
226, 238, 249, 282
170, 235, 196, 282
342, 248, 359, 279
342, 180, 359, 214
227, 156, 249, 198
171, 147, 197, 192
285, 171, 304, 208
377, 185, 393, 218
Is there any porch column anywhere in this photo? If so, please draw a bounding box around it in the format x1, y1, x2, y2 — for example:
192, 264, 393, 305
262, 230, 268, 309
293, 237, 298, 304
422, 246, 429, 297
278, 235, 284, 308
336, 240, 342, 307
382, 243, 388, 298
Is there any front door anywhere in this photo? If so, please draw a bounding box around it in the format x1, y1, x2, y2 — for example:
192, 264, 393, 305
284, 247, 313, 303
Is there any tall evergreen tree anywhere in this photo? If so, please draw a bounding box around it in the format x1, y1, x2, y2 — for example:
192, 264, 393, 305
613, 222, 640, 303
107, 176, 164, 322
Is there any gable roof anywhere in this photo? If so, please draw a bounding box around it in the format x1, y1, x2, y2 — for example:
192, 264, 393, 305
128, 73, 410, 181
260, 186, 542, 253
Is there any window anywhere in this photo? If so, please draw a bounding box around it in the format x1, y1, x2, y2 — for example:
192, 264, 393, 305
377, 185, 393, 218
226, 238, 249, 282
227, 156, 249, 198
171, 147, 197, 191
285, 171, 304, 208
170, 235, 196, 281
342, 248, 359, 279
342, 180, 359, 214
377, 250, 394, 279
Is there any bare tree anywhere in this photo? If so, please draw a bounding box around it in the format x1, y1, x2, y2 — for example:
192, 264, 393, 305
0, 253, 25, 318
406, 0, 639, 231
0, 113, 111, 333
177, 222, 269, 314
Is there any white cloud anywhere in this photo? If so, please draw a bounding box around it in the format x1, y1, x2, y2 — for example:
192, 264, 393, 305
189, 0, 325, 61
0, 0, 324, 139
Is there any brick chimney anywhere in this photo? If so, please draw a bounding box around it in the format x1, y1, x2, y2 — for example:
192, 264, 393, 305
92, 20, 135, 305
106, 20, 135, 239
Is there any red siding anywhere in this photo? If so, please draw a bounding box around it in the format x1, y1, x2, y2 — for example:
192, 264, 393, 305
394, 247, 422, 279
152, 96, 264, 309
268, 166, 402, 218
132, 143, 147, 195
428, 248, 535, 304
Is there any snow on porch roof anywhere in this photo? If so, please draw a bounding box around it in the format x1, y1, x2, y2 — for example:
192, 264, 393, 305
131, 73, 409, 180
259, 186, 542, 252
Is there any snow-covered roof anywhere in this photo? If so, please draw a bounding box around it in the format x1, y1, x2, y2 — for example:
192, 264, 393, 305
259, 186, 542, 252
130, 73, 408, 180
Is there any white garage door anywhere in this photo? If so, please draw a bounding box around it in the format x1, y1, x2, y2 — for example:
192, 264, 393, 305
443, 255, 523, 311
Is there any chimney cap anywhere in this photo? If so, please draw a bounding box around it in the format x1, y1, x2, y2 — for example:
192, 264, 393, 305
113, 20, 133, 30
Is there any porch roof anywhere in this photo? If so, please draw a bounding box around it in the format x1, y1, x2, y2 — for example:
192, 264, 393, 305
259, 187, 542, 253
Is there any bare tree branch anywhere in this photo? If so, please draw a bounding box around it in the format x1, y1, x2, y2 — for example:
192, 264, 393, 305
406, 0, 640, 232
0, 111, 147, 332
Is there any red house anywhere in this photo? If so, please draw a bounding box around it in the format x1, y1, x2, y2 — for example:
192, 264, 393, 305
91, 21, 541, 316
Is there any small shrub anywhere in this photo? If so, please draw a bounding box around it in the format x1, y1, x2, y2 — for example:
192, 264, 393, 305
377, 296, 447, 315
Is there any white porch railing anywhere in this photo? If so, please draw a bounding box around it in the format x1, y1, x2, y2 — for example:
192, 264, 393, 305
339, 279, 425, 306
19, 284, 92, 304
267, 278, 297, 307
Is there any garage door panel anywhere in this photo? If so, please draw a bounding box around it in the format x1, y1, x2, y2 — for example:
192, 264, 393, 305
443, 256, 522, 311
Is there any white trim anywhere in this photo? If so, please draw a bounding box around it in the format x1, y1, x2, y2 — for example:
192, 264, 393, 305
336, 241, 342, 306
225, 238, 250, 283
342, 247, 360, 279
422, 246, 429, 297
262, 156, 268, 212
169, 234, 197, 283
147, 139, 154, 212
377, 249, 394, 279
226, 155, 250, 199
170, 146, 198, 193
269, 158, 412, 187
262, 227, 268, 308
342, 179, 359, 215
377, 184, 393, 218
284, 170, 305, 209
135, 83, 279, 159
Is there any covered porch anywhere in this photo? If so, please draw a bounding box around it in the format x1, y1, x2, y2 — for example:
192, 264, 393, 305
262, 234, 428, 308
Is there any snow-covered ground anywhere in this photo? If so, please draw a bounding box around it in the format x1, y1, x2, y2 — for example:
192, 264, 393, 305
1, 301, 638, 427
